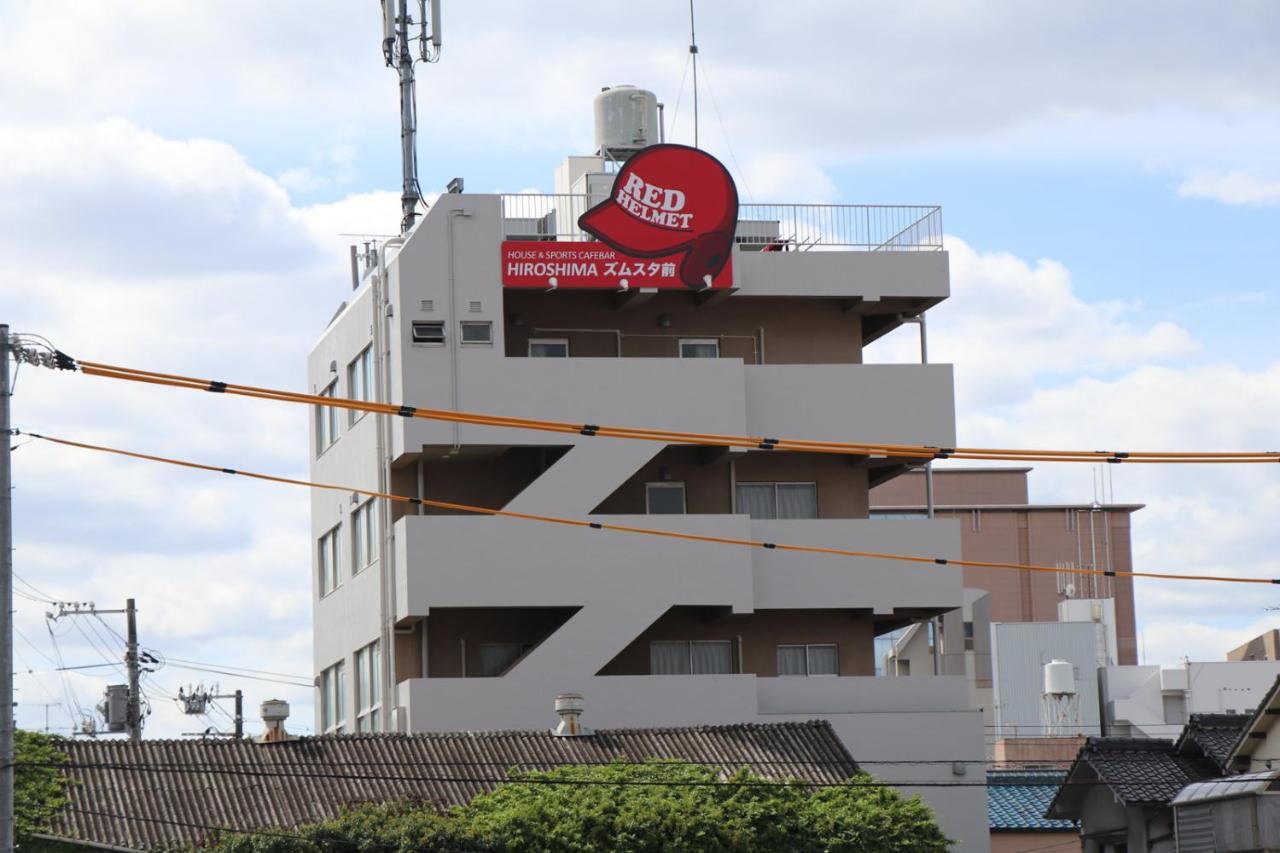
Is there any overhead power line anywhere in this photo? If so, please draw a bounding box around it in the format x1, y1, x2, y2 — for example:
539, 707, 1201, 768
24, 352, 1280, 464
21, 431, 1278, 588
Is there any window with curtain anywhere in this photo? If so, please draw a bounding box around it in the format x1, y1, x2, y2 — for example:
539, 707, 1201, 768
776, 644, 839, 676
478, 643, 526, 677
645, 483, 686, 514
354, 641, 381, 732
736, 483, 818, 519
776, 645, 808, 675
318, 525, 341, 597
650, 640, 733, 674
320, 660, 345, 733
346, 346, 372, 425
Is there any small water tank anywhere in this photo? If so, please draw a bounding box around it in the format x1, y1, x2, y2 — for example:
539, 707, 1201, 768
1044, 659, 1076, 695
594, 85, 659, 158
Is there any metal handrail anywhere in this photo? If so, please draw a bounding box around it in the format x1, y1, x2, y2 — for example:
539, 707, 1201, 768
500, 194, 943, 251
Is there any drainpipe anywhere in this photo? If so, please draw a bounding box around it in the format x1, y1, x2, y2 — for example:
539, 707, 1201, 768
446, 209, 472, 452
375, 235, 405, 730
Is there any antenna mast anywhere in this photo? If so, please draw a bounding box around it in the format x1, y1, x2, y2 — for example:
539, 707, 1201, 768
688, 0, 699, 148
383, 0, 441, 233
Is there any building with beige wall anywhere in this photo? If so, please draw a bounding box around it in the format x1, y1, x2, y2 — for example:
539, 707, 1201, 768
307, 106, 989, 850
1228, 629, 1280, 662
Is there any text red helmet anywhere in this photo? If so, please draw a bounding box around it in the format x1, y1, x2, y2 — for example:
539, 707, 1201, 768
578, 144, 738, 290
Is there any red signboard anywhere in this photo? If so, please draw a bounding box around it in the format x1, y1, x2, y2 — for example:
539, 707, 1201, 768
502, 241, 733, 290
502, 143, 740, 291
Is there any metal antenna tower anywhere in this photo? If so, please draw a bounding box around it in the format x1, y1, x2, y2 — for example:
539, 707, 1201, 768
688, 0, 700, 148
382, 0, 441, 233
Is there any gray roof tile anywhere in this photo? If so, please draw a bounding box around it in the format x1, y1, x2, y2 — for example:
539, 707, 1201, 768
48, 721, 858, 850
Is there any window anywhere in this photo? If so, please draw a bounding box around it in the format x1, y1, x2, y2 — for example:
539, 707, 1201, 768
736, 483, 818, 519
411, 321, 446, 344
679, 338, 719, 358
460, 321, 493, 344
320, 660, 345, 733
318, 525, 341, 597
478, 643, 528, 677
529, 338, 568, 358
347, 347, 373, 425
351, 499, 378, 573
645, 483, 686, 514
650, 641, 733, 675
869, 511, 929, 520
776, 644, 839, 676
315, 380, 339, 455
963, 621, 975, 652
354, 642, 381, 732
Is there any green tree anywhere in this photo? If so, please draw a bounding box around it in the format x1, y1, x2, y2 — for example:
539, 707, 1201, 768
207, 761, 951, 853
14, 730, 75, 848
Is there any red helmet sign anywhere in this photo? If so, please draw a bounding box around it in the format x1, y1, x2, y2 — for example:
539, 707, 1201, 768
578, 144, 738, 290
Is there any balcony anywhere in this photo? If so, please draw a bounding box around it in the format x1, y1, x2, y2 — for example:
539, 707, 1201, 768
393, 513, 961, 622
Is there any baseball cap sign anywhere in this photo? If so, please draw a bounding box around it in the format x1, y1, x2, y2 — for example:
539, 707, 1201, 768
578, 144, 738, 290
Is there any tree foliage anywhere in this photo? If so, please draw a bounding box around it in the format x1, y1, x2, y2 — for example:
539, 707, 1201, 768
206, 761, 950, 853
14, 730, 74, 847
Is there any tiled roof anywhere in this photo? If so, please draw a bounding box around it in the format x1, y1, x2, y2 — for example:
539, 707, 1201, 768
47, 721, 858, 851
1046, 736, 1222, 819
1227, 675, 1280, 769
1175, 713, 1252, 771
987, 771, 1077, 832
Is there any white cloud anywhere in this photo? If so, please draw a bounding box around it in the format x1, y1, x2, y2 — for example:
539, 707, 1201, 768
868, 237, 1199, 405
1177, 169, 1280, 206
872, 239, 1280, 664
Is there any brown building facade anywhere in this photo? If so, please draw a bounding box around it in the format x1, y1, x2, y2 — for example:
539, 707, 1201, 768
870, 467, 1141, 665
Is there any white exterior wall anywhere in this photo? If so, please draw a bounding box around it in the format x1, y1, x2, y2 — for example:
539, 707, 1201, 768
309, 192, 988, 850
1101, 660, 1280, 738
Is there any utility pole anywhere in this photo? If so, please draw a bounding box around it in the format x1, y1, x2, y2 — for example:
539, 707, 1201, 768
1, 323, 15, 853
124, 598, 140, 743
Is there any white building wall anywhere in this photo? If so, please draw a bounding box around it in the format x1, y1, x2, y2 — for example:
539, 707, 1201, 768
1100, 660, 1280, 738
310, 190, 986, 850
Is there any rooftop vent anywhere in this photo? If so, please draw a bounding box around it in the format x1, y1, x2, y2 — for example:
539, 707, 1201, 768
552, 692, 591, 737
259, 698, 291, 743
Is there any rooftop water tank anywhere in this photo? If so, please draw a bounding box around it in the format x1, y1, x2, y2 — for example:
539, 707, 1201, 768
1044, 659, 1076, 696
594, 85, 659, 159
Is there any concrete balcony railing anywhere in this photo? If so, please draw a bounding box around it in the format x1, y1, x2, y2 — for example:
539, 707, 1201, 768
394, 359, 955, 459
393, 513, 962, 621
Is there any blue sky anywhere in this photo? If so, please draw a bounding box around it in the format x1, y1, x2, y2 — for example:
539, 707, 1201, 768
2, 0, 1279, 737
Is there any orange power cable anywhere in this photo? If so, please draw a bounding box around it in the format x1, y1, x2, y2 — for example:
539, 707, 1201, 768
21, 431, 1278, 587
69, 360, 1280, 465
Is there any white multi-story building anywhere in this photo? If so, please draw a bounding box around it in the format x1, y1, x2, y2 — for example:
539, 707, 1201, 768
307, 91, 988, 850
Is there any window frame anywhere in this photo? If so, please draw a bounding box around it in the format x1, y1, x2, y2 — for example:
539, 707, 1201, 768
776, 643, 839, 676
645, 482, 687, 514
354, 641, 381, 732
528, 338, 569, 358
460, 320, 493, 345
351, 499, 378, 575
678, 337, 720, 358
649, 639, 734, 675
320, 660, 345, 734
735, 481, 819, 520
315, 380, 339, 456
346, 346, 373, 426
477, 642, 530, 677
411, 321, 447, 345
318, 524, 342, 598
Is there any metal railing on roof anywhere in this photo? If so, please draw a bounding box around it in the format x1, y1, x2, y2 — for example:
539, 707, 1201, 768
501, 194, 943, 251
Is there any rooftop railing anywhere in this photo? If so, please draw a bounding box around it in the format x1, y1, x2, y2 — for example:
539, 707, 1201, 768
501, 194, 943, 251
